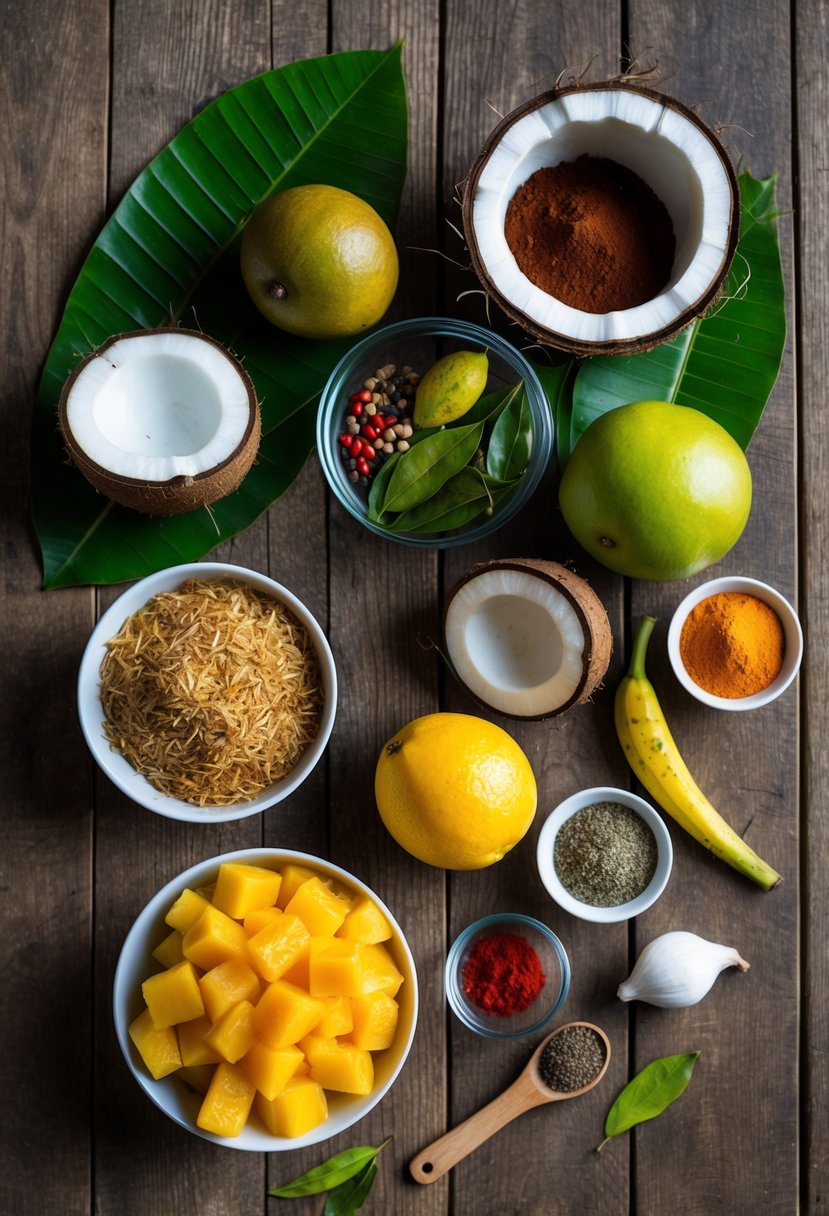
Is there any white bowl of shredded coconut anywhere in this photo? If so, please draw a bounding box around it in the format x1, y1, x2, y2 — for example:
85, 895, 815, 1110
78, 562, 337, 822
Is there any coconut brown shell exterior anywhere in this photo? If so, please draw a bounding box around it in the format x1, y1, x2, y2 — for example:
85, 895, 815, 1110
57, 328, 261, 516
461, 79, 741, 358
442, 557, 613, 720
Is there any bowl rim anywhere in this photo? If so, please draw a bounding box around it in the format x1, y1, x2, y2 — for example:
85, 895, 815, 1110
112, 846, 419, 1151
666, 575, 803, 711
77, 562, 338, 822
536, 786, 673, 924
444, 911, 571, 1039
315, 315, 554, 549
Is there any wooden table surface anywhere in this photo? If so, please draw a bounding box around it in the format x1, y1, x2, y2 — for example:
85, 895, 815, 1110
2, 1, 826, 1213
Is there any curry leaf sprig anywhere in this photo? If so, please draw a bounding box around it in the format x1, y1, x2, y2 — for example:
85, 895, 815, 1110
596, 1053, 699, 1152
268, 1140, 390, 1215
367, 380, 532, 535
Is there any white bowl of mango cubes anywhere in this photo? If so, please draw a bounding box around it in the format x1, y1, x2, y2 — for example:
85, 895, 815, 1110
113, 848, 418, 1150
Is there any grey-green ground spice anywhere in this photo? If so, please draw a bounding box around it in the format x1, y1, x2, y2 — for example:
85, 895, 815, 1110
539, 1025, 605, 1092
553, 801, 657, 906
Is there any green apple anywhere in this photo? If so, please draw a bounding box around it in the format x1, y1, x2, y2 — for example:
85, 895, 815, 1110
559, 400, 752, 581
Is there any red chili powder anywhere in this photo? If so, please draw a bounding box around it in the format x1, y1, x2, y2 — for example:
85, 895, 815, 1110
462, 931, 547, 1016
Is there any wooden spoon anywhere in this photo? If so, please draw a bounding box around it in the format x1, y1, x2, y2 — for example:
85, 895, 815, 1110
409, 1020, 610, 1184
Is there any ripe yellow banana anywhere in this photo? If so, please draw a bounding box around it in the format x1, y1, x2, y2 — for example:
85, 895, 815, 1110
615, 615, 781, 891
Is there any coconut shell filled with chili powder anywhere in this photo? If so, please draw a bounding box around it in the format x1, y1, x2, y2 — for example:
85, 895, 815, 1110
462, 79, 740, 356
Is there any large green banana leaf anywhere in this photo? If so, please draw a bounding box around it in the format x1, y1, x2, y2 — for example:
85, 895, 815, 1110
554, 173, 785, 465
33, 46, 408, 589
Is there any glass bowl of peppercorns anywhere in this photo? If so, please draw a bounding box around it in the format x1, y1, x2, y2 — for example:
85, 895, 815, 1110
315, 317, 554, 547
444, 913, 570, 1040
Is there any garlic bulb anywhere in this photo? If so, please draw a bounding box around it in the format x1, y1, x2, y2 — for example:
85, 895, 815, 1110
617, 931, 749, 1008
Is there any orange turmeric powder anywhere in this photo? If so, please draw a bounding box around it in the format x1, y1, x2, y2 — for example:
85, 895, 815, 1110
679, 592, 785, 699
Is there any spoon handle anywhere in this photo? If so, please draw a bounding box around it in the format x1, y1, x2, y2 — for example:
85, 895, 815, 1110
409, 1071, 550, 1184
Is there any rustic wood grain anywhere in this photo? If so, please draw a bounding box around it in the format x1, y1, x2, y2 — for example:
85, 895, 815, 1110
0, 0, 817, 1212
0, 1, 107, 1212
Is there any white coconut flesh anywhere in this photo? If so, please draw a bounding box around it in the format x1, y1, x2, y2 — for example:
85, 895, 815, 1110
63, 330, 255, 483
443, 561, 613, 719
468, 86, 737, 346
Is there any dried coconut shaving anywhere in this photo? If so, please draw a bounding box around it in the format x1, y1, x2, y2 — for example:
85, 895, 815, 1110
99, 578, 323, 806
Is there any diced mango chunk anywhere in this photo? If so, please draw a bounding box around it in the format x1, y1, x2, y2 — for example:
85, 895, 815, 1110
285, 877, 350, 936
276, 864, 319, 909
206, 1000, 256, 1064
182, 904, 249, 970
313, 996, 353, 1038
177, 1064, 215, 1095
247, 911, 310, 983
349, 991, 399, 1051
142, 960, 205, 1029
241, 1040, 304, 1101
177, 1015, 221, 1066
301, 1035, 374, 1095
165, 888, 211, 934
255, 1076, 328, 1138
196, 1062, 256, 1138
252, 980, 325, 1049
359, 943, 404, 998
129, 1008, 182, 1079
212, 862, 282, 920
336, 895, 393, 944
152, 929, 185, 968
199, 957, 260, 1023
243, 906, 283, 937
308, 937, 363, 998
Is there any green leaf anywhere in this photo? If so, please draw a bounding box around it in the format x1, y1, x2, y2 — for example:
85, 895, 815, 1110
486, 381, 532, 480
387, 467, 518, 534
323, 1161, 378, 1215
268, 1142, 388, 1198
568, 171, 785, 459
379, 419, 485, 514
531, 361, 574, 464
366, 450, 402, 522
32, 46, 408, 589
596, 1052, 700, 1151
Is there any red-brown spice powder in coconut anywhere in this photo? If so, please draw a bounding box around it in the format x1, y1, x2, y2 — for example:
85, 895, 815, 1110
503, 154, 676, 313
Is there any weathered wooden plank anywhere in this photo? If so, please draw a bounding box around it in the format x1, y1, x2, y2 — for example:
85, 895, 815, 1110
0, 1, 107, 1212
440, 5, 630, 1214
625, 2, 798, 1212
795, 1, 828, 1211
91, 5, 273, 1214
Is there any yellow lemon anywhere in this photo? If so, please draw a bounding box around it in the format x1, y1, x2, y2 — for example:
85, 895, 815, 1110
374, 712, 537, 870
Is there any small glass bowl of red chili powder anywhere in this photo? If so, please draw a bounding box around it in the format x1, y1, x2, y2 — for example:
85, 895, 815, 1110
445, 913, 571, 1039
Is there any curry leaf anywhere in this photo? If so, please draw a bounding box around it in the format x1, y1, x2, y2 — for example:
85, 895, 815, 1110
596, 1052, 700, 1152
387, 467, 518, 534
268, 1141, 389, 1198
486, 381, 532, 480
323, 1161, 378, 1215
379, 420, 485, 514
32, 46, 408, 589
567, 172, 784, 463
367, 450, 402, 522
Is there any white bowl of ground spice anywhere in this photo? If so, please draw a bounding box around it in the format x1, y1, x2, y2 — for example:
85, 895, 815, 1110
667, 575, 803, 711
536, 787, 673, 924
78, 563, 337, 822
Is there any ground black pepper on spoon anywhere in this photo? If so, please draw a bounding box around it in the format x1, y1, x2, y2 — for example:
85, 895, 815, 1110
409, 1020, 610, 1184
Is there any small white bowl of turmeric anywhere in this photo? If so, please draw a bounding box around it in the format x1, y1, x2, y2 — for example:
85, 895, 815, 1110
77, 562, 337, 821
667, 575, 803, 711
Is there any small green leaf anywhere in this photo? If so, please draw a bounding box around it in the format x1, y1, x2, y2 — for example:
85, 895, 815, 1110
323, 1160, 378, 1216
387, 467, 518, 534
460, 380, 523, 429
268, 1142, 387, 1198
532, 361, 574, 463
596, 1053, 700, 1151
367, 451, 402, 522
380, 420, 484, 513
486, 381, 532, 480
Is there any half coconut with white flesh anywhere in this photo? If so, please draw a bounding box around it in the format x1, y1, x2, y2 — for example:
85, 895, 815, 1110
462, 80, 741, 356
442, 559, 612, 720
58, 328, 261, 515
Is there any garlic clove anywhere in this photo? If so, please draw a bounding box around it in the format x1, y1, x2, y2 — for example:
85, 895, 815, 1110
617, 930, 749, 1008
